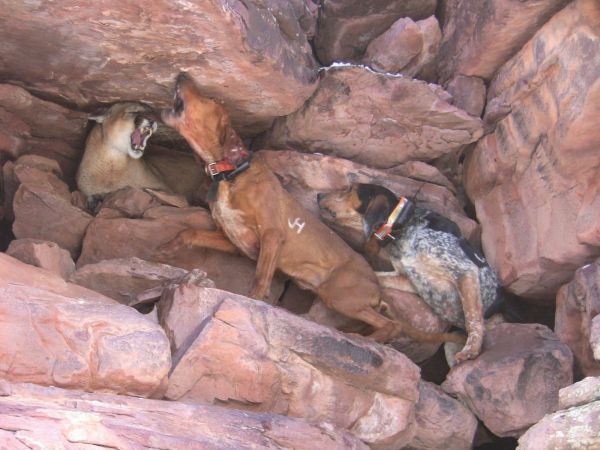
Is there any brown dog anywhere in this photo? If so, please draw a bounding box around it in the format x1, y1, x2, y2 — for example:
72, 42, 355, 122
160, 72, 466, 347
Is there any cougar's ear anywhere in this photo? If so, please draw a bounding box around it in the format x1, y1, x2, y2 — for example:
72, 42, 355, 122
363, 194, 392, 237
88, 112, 106, 123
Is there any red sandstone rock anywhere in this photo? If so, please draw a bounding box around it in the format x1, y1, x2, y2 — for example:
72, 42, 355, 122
12, 157, 93, 257
363, 16, 441, 78
0, 253, 170, 397
70, 257, 189, 307
464, 0, 600, 299
0, 381, 367, 450
6, 238, 75, 279
445, 75, 487, 118
259, 150, 478, 241
382, 161, 455, 193
314, 0, 437, 64
442, 323, 573, 437
160, 273, 421, 449
95, 187, 164, 218
0, 2, 318, 135
555, 259, 600, 376
78, 205, 285, 303
436, 0, 571, 84
517, 400, 600, 450
261, 66, 483, 168
559, 376, 600, 410
406, 381, 478, 450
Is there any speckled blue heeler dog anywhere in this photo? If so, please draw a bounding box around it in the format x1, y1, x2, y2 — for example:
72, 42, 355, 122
317, 183, 500, 363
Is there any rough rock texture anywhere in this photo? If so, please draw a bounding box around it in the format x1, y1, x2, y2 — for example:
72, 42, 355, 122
555, 258, 600, 376
0, 381, 368, 450
464, 0, 600, 299
78, 205, 285, 303
445, 75, 487, 118
592, 315, 600, 360
0, 253, 170, 397
406, 381, 478, 450
6, 238, 75, 279
261, 66, 483, 168
559, 376, 600, 410
259, 150, 479, 242
0, 84, 87, 179
315, 0, 437, 64
0, 1, 318, 134
160, 273, 421, 449
96, 187, 165, 218
70, 257, 189, 306
363, 16, 441, 78
442, 323, 573, 438
436, 0, 572, 84
12, 155, 93, 257
517, 400, 600, 450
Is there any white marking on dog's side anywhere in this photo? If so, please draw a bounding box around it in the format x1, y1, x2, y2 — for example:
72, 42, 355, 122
288, 217, 305, 234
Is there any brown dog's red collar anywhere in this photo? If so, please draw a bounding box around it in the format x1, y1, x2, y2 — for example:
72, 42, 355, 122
205, 160, 237, 178
374, 197, 409, 241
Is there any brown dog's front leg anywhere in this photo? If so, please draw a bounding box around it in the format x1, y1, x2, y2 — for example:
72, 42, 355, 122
156, 228, 239, 257
454, 271, 485, 363
251, 228, 284, 300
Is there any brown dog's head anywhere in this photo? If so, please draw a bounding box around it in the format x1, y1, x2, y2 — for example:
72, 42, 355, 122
317, 183, 400, 241
162, 72, 245, 164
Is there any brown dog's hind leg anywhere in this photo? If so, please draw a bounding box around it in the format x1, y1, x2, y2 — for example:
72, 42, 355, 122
251, 228, 285, 300
453, 271, 485, 363
318, 273, 466, 345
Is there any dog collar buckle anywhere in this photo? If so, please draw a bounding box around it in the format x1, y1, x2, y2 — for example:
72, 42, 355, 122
374, 197, 409, 241
205, 160, 236, 180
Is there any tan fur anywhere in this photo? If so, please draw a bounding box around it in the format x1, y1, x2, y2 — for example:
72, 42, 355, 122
159, 73, 466, 347
76, 102, 205, 203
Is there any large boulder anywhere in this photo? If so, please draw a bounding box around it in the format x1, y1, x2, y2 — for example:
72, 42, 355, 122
314, 0, 437, 64
0, 381, 367, 450
406, 381, 478, 450
555, 258, 600, 376
0, 1, 318, 134
518, 377, 600, 450
464, 0, 600, 300
261, 66, 484, 168
442, 323, 573, 438
160, 272, 421, 449
11, 156, 93, 257
436, 0, 571, 84
0, 253, 171, 397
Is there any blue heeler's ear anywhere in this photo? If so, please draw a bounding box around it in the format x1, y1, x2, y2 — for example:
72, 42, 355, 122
363, 194, 392, 237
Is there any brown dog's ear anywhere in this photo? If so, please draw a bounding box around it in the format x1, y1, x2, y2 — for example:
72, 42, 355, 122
363, 194, 392, 238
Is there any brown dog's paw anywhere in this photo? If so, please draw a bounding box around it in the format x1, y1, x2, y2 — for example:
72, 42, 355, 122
154, 230, 194, 259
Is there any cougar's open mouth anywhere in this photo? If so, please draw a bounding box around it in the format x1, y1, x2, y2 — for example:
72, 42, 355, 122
129, 120, 157, 158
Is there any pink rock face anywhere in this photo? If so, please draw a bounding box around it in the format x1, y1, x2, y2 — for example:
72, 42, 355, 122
0, 84, 87, 179
363, 16, 441, 78
160, 274, 421, 449
0, 253, 171, 397
78, 205, 285, 303
259, 150, 478, 242
0, 1, 317, 134
559, 376, 600, 410
6, 238, 75, 279
445, 75, 487, 118
314, 0, 437, 64
406, 381, 478, 450
555, 259, 600, 376
436, 0, 571, 84
464, 0, 600, 300
517, 400, 600, 450
0, 381, 368, 450
12, 157, 93, 258
262, 67, 483, 168
442, 323, 573, 438
70, 257, 189, 306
